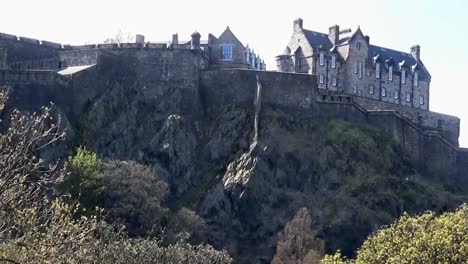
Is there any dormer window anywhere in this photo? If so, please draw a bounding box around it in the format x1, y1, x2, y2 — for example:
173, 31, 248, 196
388, 66, 393, 81
319, 53, 324, 66
375, 63, 381, 79
357, 42, 361, 50
401, 69, 406, 84
413, 71, 419, 87
331, 55, 336, 69
221, 45, 233, 61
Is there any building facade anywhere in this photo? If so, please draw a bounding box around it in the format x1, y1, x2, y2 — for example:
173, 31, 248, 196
276, 18, 430, 110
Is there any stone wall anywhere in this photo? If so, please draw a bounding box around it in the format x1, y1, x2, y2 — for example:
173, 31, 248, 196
0, 69, 70, 86
0, 33, 61, 63
353, 96, 460, 145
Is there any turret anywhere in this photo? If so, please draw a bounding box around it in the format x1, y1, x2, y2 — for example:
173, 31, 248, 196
275, 46, 292, 72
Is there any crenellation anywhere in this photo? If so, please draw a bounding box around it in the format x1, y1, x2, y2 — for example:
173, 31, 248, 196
18, 37, 40, 45
40, 40, 62, 49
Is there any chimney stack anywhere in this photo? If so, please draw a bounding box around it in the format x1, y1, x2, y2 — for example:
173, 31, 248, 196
294, 18, 303, 32
135, 34, 145, 44
191, 31, 201, 50
411, 45, 421, 60
172, 34, 179, 45
328, 25, 340, 45
365, 35, 370, 44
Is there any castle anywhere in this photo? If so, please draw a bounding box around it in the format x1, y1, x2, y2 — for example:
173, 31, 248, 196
276, 18, 430, 111
0, 23, 467, 186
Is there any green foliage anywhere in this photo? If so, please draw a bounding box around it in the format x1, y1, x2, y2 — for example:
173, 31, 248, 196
322, 204, 468, 264
62, 146, 105, 213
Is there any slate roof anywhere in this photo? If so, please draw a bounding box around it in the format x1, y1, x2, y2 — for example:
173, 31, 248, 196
300, 27, 430, 80
303, 30, 333, 51
58, 64, 95, 76
368, 45, 430, 79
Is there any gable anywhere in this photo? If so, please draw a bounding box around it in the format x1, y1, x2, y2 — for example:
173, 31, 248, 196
217, 27, 244, 48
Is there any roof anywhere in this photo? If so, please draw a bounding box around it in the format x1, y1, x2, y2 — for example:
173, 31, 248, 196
303, 29, 332, 51
58, 64, 95, 76
368, 45, 430, 79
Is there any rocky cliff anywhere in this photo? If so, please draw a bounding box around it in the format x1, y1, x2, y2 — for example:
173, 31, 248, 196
3, 53, 467, 263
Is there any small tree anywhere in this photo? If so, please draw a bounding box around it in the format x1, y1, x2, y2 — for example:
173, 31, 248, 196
322, 204, 468, 264
272, 207, 325, 264
103, 29, 134, 44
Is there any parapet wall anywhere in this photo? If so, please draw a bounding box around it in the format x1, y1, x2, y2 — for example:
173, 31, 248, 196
354, 96, 460, 146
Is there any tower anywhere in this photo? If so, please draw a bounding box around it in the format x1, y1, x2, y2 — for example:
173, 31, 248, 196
275, 46, 292, 72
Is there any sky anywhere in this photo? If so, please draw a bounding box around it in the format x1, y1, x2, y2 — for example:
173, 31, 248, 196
1, 0, 467, 146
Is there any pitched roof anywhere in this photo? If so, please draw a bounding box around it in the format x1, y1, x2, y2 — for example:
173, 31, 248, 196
303, 29, 333, 51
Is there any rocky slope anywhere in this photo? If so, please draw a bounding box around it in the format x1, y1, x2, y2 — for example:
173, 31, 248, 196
66, 71, 466, 263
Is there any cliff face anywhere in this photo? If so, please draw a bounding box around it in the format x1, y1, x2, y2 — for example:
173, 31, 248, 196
3, 54, 467, 263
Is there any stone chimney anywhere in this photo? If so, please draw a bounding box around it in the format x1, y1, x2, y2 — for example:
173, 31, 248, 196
365, 35, 370, 44
294, 18, 303, 32
191, 31, 201, 50
328, 25, 340, 45
172, 34, 178, 45
135, 34, 145, 44
411, 45, 421, 60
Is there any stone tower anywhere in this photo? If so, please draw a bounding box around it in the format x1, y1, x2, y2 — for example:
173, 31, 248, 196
0, 47, 6, 70
275, 46, 292, 72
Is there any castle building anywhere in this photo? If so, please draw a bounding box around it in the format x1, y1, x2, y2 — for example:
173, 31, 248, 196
276, 18, 430, 110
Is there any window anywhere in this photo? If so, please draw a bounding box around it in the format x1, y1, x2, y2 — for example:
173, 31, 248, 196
332, 77, 337, 86
357, 42, 361, 50
331, 55, 336, 69
388, 66, 393, 81
369, 85, 374, 94
376, 63, 380, 79
353, 85, 357, 94
406, 93, 411, 102
381, 87, 386, 97
358, 62, 363, 79
419, 95, 424, 105
394, 90, 399, 99
413, 71, 419, 87
221, 45, 233, 61
319, 74, 324, 84
401, 69, 406, 84
319, 53, 324, 66
358, 89, 362, 96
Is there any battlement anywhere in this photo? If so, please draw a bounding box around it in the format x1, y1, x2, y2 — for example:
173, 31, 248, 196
0, 32, 64, 49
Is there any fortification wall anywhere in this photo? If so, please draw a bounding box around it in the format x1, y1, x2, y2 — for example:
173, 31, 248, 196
200, 69, 466, 187
0, 69, 70, 86
354, 96, 460, 146
0, 33, 61, 63
200, 70, 316, 112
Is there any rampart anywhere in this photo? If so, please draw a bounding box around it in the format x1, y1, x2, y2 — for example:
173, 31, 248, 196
0, 69, 70, 86
200, 69, 468, 187
353, 96, 460, 146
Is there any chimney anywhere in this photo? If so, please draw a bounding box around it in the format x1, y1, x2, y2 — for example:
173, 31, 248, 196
328, 25, 340, 45
294, 18, 303, 32
135, 34, 145, 44
411, 45, 421, 60
191, 31, 201, 50
172, 34, 178, 45
365, 35, 370, 44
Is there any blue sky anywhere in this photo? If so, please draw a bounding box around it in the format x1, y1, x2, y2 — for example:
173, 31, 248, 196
1, 0, 467, 146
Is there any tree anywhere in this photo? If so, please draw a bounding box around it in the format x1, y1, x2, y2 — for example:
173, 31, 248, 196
0, 95, 232, 263
103, 29, 134, 44
272, 207, 325, 264
322, 204, 468, 264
